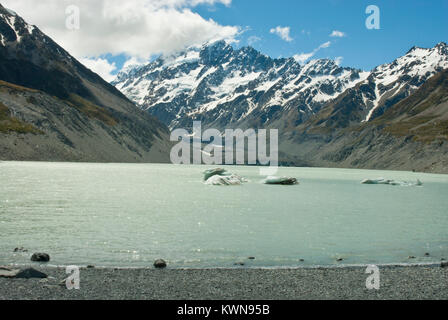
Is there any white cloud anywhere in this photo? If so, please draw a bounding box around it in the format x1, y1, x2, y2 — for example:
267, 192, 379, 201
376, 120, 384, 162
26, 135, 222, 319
319, 41, 331, 49
248, 35, 261, 46
2, 0, 239, 61
270, 26, 293, 42
122, 56, 146, 71
79, 57, 117, 82
330, 30, 346, 38
334, 56, 344, 66
293, 41, 332, 64
293, 53, 314, 64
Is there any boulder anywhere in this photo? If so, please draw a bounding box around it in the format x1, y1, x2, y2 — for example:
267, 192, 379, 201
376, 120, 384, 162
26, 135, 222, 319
31, 253, 50, 262
0, 267, 47, 279
154, 259, 167, 269
441, 262, 448, 268
15, 268, 47, 279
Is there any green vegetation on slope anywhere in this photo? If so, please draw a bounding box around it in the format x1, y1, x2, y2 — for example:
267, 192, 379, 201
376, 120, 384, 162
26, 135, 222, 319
0, 102, 42, 134
373, 69, 448, 142
65, 94, 118, 126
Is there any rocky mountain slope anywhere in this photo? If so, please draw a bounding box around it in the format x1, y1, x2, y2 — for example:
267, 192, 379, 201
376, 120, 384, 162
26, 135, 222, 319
281, 69, 448, 173
0, 4, 171, 162
113, 41, 370, 130
114, 41, 448, 132
114, 39, 448, 173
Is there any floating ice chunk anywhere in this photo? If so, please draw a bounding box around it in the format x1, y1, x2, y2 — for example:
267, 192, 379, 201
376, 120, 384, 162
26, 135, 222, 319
361, 178, 423, 187
262, 176, 299, 185
203, 168, 248, 186
361, 178, 390, 185
203, 168, 228, 181
205, 174, 247, 186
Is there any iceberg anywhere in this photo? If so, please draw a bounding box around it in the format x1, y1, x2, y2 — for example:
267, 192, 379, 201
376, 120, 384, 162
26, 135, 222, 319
262, 176, 299, 185
205, 174, 247, 186
203, 168, 228, 181
361, 178, 423, 187
203, 168, 248, 186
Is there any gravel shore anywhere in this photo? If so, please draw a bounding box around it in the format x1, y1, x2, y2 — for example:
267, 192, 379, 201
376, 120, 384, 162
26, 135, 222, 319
1, 265, 447, 300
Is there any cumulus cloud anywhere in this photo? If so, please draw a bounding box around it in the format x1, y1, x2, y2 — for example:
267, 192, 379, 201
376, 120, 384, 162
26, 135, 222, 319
270, 26, 293, 42
79, 57, 117, 82
293, 41, 332, 64
2, 0, 239, 61
330, 30, 346, 38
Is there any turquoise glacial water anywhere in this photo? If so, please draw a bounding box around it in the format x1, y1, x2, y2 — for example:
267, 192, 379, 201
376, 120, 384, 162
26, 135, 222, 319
0, 161, 447, 268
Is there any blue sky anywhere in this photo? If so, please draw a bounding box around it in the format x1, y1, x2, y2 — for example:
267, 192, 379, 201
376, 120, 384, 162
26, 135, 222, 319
194, 0, 447, 70
7, 0, 446, 80
106, 0, 448, 77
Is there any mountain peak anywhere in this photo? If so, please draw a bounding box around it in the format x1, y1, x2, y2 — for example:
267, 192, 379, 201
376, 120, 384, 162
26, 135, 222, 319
199, 40, 233, 65
0, 3, 15, 16
406, 42, 448, 55
201, 39, 230, 50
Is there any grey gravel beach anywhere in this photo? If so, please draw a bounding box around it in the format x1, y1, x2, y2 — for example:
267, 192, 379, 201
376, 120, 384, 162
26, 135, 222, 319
1, 265, 447, 300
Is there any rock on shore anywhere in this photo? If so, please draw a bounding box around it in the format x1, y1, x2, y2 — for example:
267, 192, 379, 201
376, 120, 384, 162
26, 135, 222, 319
31, 253, 50, 262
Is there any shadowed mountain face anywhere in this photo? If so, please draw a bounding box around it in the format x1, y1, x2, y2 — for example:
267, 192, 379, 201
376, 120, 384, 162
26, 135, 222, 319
281, 69, 448, 173
0, 4, 171, 162
371, 69, 448, 143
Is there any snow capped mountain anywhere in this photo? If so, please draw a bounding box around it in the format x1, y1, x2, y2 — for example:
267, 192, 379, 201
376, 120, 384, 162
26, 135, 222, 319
358, 42, 448, 122
114, 40, 448, 131
0, 4, 75, 73
113, 40, 368, 129
0, 6, 35, 45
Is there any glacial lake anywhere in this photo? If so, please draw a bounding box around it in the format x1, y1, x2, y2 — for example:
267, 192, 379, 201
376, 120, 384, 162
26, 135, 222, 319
1, 161, 447, 268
